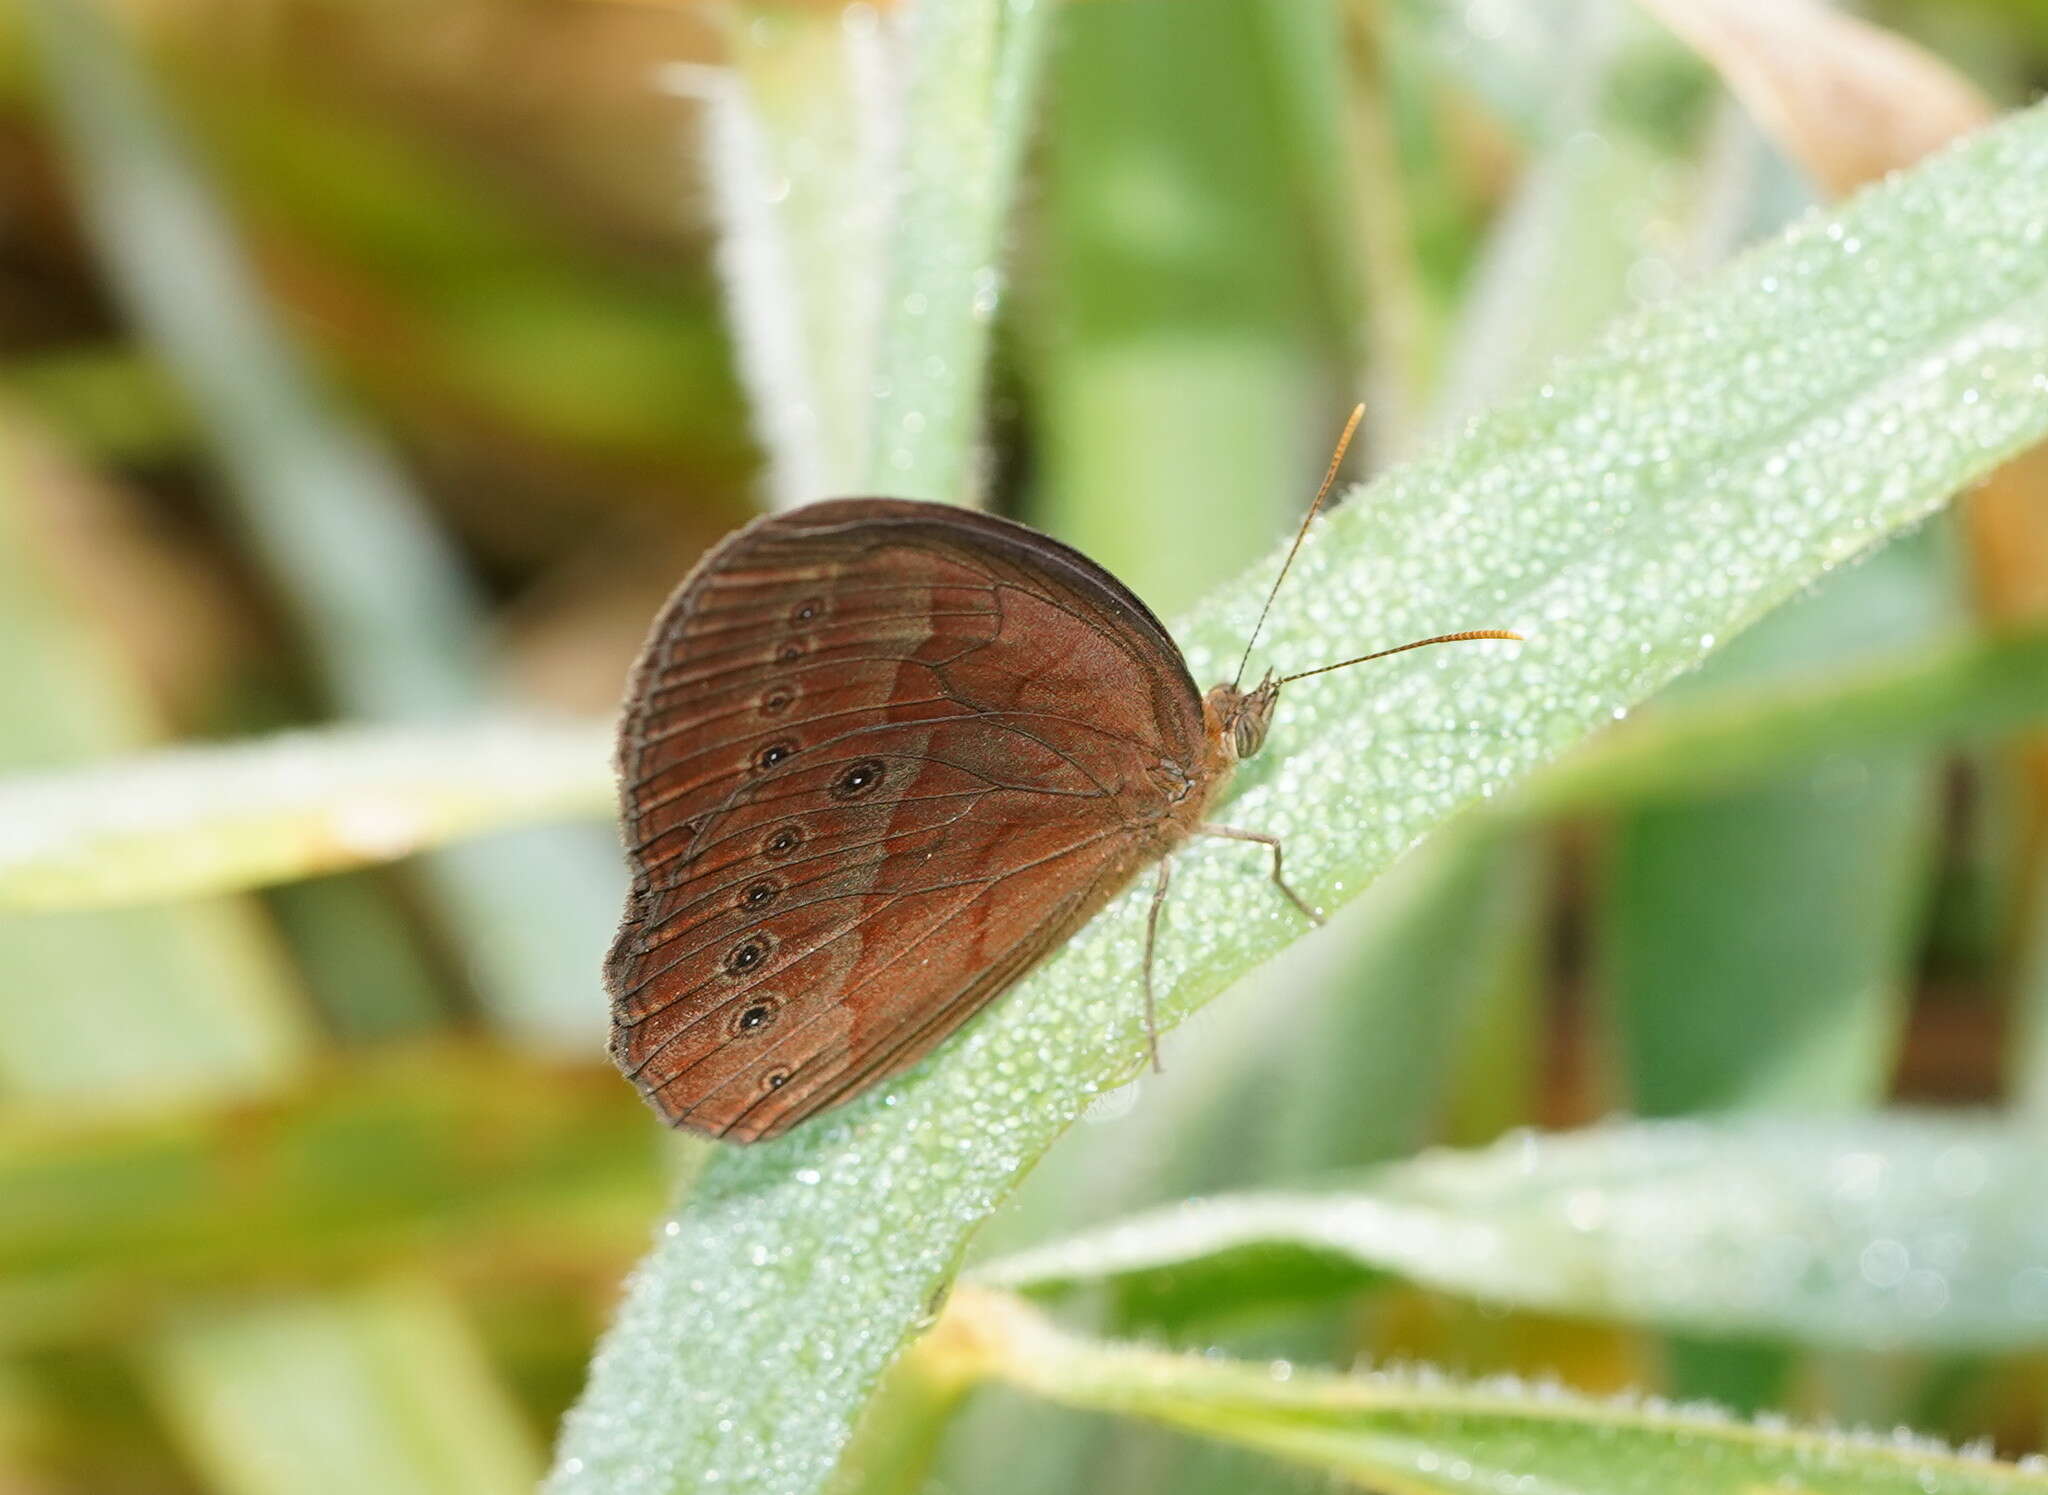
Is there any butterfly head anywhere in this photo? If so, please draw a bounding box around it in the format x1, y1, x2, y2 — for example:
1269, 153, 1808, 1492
1205, 673, 1281, 764
1212, 407, 1519, 775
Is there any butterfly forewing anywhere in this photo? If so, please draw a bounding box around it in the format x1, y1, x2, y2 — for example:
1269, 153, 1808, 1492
608, 499, 1209, 1141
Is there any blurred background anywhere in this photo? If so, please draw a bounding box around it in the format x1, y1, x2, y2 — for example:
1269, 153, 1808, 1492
4, 1, 2048, 1492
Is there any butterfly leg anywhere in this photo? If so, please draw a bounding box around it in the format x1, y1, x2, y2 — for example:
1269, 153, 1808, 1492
1196, 824, 1324, 925
1141, 857, 1171, 1073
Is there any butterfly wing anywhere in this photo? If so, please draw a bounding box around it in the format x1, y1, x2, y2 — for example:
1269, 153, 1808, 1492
607, 498, 1209, 1141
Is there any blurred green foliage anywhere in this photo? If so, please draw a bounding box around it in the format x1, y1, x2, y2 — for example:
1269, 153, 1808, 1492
4, 2, 2048, 1494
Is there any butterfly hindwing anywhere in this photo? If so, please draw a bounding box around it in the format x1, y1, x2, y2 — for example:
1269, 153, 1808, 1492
607, 499, 1208, 1140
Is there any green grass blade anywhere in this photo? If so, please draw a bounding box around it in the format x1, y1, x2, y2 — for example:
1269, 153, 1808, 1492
1411, 0, 1714, 1163
175, 71, 749, 476
18, 0, 619, 1046
1030, 0, 1337, 608
2015, 880, 2048, 1112
0, 718, 611, 912
1428, 0, 1713, 429
263, 872, 448, 1044
0, 412, 309, 1100
546, 105, 2048, 1495
1520, 620, 2048, 812
143, 1279, 540, 1495
1398, 0, 1579, 146
0, 420, 536, 1494
698, 6, 895, 501
0, 1049, 660, 1353
1256, 828, 1542, 1173
702, 0, 1050, 505
980, 1114, 2048, 1354
1602, 762, 1934, 1113
947, 1288, 2048, 1494
866, 1, 1046, 501
1604, 750, 1930, 1413
1597, 523, 1958, 1409
19, 0, 487, 720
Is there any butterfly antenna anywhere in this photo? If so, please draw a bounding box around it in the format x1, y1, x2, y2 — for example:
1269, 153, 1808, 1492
1232, 402, 1365, 691
1277, 629, 1522, 686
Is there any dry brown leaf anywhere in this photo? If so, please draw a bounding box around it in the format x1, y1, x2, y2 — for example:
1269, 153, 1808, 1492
1965, 446, 2048, 626
1635, 0, 2048, 912
1634, 0, 1991, 197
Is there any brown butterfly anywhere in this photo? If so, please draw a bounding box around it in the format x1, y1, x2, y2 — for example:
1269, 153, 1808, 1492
606, 408, 1517, 1141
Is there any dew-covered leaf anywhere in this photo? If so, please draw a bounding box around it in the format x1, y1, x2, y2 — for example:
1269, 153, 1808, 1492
696, 0, 1049, 506
547, 105, 2048, 1495
980, 1114, 2048, 1354
1522, 623, 2048, 813
940, 1287, 2048, 1495
0, 717, 611, 911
